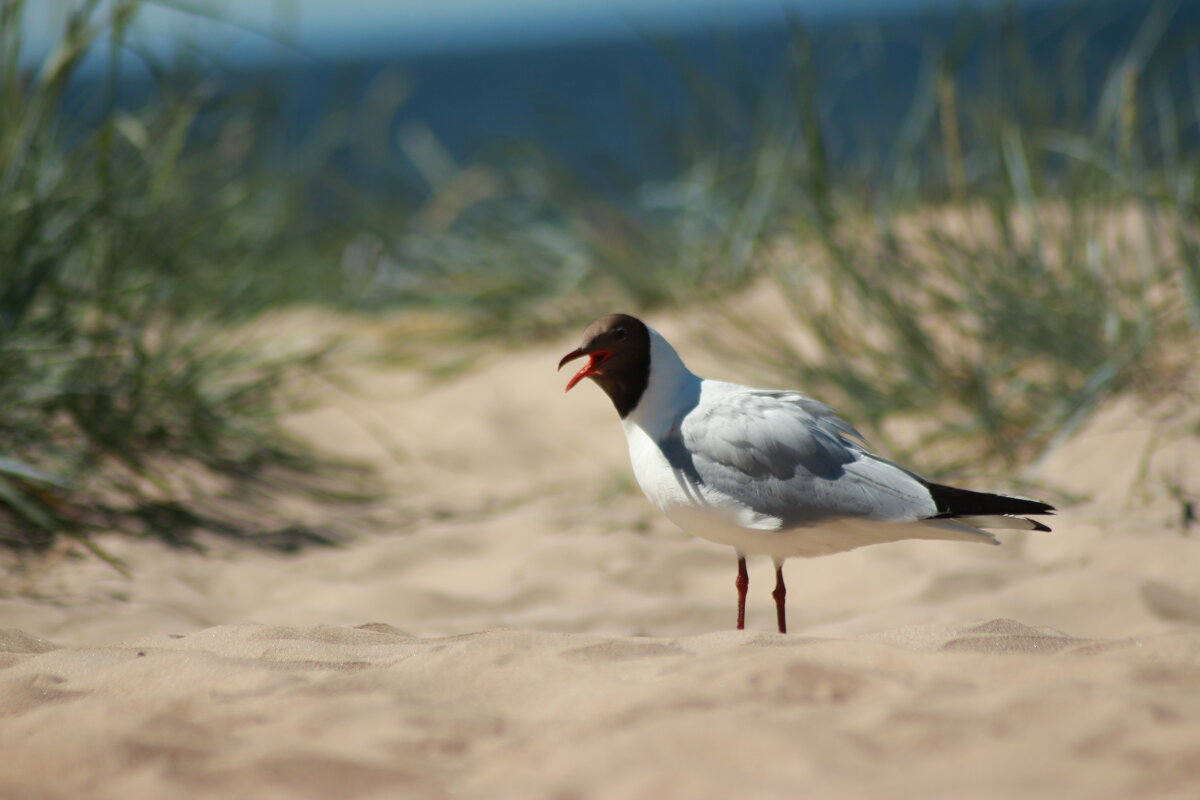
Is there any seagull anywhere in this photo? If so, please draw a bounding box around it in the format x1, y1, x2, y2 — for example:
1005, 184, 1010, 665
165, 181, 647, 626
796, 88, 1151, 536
558, 313, 1055, 634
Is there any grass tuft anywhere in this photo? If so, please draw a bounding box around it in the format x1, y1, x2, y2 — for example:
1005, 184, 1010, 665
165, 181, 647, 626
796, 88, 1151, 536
0, 0, 345, 555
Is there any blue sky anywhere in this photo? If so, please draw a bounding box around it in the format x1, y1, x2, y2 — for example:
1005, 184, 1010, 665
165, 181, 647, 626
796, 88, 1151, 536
25, 0, 1042, 62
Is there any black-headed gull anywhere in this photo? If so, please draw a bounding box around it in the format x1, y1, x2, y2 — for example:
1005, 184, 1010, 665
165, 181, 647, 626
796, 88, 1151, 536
559, 313, 1055, 633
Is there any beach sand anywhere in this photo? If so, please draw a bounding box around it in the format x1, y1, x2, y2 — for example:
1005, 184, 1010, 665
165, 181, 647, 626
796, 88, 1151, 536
2, 312, 1198, 799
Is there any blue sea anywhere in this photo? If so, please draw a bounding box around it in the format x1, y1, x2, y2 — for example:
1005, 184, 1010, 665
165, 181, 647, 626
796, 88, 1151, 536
57, 0, 1199, 204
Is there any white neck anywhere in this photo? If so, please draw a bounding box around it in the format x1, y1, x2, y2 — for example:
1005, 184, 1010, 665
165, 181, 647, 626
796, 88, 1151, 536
622, 326, 702, 441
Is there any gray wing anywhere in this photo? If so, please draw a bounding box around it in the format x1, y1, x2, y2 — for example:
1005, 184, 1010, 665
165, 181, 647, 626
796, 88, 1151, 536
669, 391, 936, 529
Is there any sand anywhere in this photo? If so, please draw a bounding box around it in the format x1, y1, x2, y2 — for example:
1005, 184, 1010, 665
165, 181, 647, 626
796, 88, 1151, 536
2, 311, 1198, 799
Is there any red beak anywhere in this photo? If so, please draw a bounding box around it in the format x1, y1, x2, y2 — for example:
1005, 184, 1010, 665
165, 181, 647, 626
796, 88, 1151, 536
558, 348, 612, 392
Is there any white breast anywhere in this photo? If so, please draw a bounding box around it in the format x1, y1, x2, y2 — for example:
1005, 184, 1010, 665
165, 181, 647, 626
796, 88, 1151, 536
622, 417, 784, 549
619, 330, 785, 553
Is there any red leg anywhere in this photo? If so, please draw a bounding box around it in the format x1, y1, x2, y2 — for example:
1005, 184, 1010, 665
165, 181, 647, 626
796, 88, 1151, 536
735, 555, 749, 630
772, 561, 787, 634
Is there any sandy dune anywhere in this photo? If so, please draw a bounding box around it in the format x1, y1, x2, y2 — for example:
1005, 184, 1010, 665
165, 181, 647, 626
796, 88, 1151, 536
1, 312, 1198, 798
4, 621, 1200, 800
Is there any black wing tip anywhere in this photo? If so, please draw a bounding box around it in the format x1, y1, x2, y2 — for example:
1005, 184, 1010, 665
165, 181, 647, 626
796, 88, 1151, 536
925, 481, 1057, 518
1026, 517, 1053, 532
1017, 499, 1057, 515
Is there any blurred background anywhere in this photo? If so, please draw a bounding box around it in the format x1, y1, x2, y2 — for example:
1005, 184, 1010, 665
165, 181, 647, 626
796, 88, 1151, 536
2, 0, 1197, 558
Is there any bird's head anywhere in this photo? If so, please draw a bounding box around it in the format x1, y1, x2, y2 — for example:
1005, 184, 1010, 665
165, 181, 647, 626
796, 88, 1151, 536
558, 313, 651, 417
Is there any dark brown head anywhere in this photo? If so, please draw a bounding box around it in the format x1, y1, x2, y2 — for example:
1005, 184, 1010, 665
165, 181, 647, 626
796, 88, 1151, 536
558, 313, 651, 418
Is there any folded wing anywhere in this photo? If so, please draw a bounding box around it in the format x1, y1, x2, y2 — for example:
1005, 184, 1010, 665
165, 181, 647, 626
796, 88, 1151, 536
672, 390, 939, 530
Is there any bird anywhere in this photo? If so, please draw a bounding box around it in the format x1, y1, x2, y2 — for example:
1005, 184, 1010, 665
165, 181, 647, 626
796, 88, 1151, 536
558, 313, 1055, 634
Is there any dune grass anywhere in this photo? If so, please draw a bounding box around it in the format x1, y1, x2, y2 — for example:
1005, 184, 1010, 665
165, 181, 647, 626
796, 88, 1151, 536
387, 1, 1198, 473
697, 3, 1200, 473
342, 1, 1198, 475
0, 0, 346, 557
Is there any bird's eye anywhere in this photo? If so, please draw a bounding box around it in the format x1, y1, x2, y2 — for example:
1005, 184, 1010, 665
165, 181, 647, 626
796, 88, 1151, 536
613, 327, 627, 340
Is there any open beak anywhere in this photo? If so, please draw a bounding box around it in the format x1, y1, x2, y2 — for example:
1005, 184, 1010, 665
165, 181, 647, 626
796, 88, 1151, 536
558, 348, 612, 392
